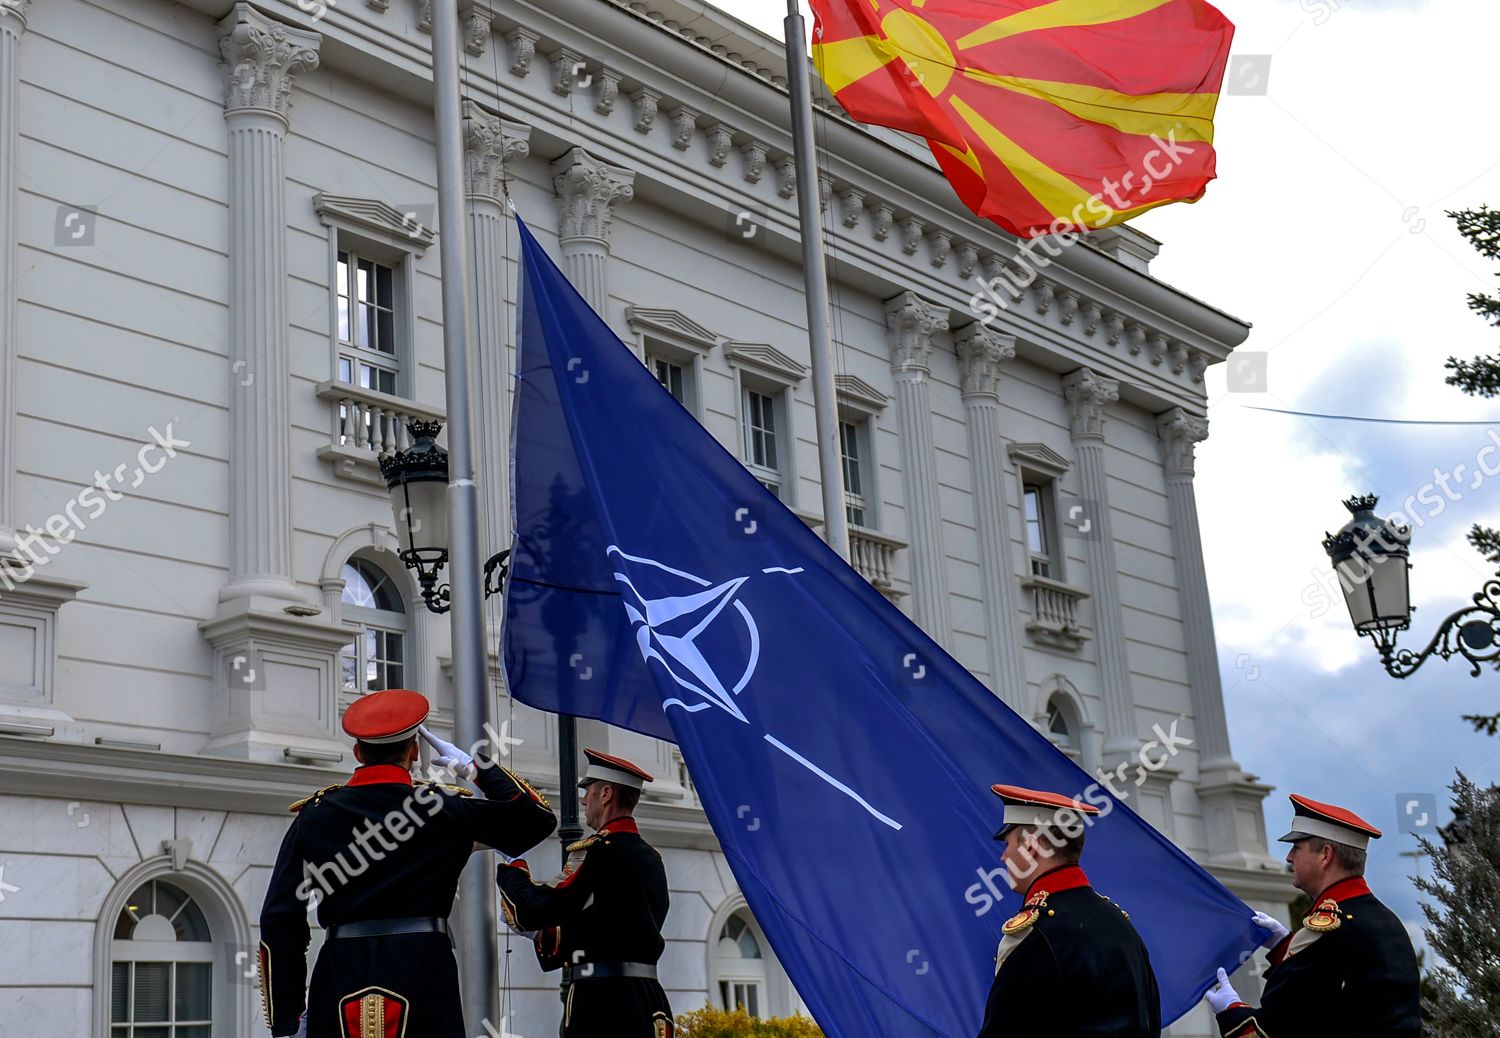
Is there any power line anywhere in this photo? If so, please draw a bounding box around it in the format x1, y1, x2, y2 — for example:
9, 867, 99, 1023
1243, 405, 1500, 427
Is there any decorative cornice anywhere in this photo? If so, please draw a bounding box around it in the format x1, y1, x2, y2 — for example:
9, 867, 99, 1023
552, 46, 586, 97
705, 122, 733, 167
872, 203, 895, 242
725, 341, 807, 384
0, 0, 31, 32
595, 67, 621, 115
834, 373, 890, 416
927, 228, 952, 269
1008, 442, 1071, 477
631, 86, 660, 133
314, 193, 435, 253
506, 26, 537, 77
954, 324, 1017, 399
774, 156, 796, 199
553, 147, 635, 243
840, 188, 865, 230
462, 101, 530, 202
1062, 368, 1119, 440
884, 291, 949, 373
899, 216, 923, 256
460, 1, 493, 56
1058, 290, 1080, 326
956, 243, 979, 281
668, 104, 699, 150
217, 4, 321, 121
1157, 407, 1209, 475
627, 306, 718, 354
818, 172, 833, 214
741, 140, 768, 184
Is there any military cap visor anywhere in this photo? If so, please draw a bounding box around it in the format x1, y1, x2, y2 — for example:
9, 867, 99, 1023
578, 747, 655, 791
1278, 793, 1382, 851
342, 688, 429, 744
991, 783, 1099, 841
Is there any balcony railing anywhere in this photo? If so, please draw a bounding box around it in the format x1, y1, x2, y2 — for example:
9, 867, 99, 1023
315, 380, 446, 485
1022, 575, 1090, 652
850, 525, 904, 595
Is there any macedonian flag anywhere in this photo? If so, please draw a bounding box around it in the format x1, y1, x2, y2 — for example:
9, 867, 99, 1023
810, 0, 1234, 238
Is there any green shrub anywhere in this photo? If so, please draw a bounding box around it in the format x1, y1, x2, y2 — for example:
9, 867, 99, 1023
675, 1004, 825, 1037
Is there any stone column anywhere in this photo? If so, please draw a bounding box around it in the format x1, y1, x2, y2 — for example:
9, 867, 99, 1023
464, 101, 530, 566
217, 4, 320, 605
551, 147, 634, 316
1062, 368, 1137, 763
884, 292, 952, 644
1157, 407, 1278, 869
956, 324, 1027, 706
0, 0, 29, 556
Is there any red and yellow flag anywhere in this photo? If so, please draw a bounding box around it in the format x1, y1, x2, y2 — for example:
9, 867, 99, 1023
810, 0, 1234, 238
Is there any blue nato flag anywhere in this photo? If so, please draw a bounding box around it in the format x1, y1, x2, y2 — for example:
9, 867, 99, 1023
502, 215, 1264, 1037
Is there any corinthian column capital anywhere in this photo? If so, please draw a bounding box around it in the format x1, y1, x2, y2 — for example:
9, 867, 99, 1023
1156, 407, 1209, 476
1062, 367, 1119, 440
552, 147, 635, 243
217, 4, 321, 123
954, 324, 1016, 400
462, 100, 530, 203
0, 0, 30, 34
884, 291, 948, 374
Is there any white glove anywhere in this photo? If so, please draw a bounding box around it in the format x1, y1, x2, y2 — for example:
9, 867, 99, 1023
419, 725, 476, 780
1205, 967, 1244, 1014
1251, 910, 1290, 948
494, 849, 515, 865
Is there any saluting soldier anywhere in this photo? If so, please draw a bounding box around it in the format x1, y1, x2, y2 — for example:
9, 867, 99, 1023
258, 689, 555, 1038
496, 747, 673, 1038
977, 785, 1160, 1038
1206, 794, 1421, 1038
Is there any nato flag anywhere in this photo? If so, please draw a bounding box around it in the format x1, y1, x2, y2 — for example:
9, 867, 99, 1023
503, 215, 1263, 1036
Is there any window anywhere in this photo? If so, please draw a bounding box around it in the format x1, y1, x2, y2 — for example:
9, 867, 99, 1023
110, 880, 213, 1037
337, 250, 399, 392
1046, 697, 1074, 749
716, 913, 767, 1018
743, 388, 783, 498
650, 355, 687, 404
1024, 482, 1054, 577
340, 557, 408, 695
840, 420, 870, 528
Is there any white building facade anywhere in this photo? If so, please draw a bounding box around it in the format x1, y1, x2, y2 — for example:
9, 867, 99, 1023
0, 0, 1291, 1034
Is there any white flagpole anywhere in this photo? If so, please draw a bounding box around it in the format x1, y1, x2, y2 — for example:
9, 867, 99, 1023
783, 1, 851, 561
429, 0, 499, 1027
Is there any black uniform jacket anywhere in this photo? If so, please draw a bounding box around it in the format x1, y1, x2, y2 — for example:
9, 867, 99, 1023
258, 760, 556, 1036
978, 864, 1161, 1038
495, 815, 669, 969
1216, 876, 1420, 1038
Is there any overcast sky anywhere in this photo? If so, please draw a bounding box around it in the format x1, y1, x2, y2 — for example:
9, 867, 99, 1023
724, 0, 1500, 951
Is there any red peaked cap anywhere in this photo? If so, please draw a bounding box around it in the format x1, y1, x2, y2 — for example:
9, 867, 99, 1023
1282, 793, 1382, 841
578, 747, 655, 789
342, 689, 429, 744
991, 783, 1099, 840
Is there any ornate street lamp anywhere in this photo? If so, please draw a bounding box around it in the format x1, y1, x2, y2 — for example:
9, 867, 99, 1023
379, 418, 508, 613
1323, 494, 1500, 677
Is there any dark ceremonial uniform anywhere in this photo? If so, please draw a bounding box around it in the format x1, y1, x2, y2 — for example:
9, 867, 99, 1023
258, 760, 555, 1037
498, 816, 673, 1038
978, 864, 1160, 1038
1216, 876, 1420, 1038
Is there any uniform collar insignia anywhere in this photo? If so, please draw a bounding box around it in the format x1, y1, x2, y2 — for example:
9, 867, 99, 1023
597, 817, 640, 836
346, 764, 414, 788
1024, 863, 1091, 900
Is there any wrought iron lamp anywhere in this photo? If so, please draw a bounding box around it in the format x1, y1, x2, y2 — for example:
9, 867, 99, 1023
1323, 494, 1500, 677
379, 418, 508, 613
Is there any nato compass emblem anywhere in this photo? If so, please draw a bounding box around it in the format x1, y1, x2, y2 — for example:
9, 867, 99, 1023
607, 545, 903, 831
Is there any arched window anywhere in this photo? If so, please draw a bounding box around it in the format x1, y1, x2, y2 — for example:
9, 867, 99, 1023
109, 879, 213, 1036
716, 911, 768, 1017
340, 555, 408, 695
1046, 696, 1076, 750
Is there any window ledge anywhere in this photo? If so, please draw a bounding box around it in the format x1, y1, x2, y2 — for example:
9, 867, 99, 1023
315, 380, 447, 485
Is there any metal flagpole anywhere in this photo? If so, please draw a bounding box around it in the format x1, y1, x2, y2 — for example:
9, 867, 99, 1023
783, 0, 851, 561
430, 0, 499, 1026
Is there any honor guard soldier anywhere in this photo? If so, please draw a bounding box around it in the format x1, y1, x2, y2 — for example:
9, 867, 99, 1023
978, 785, 1161, 1038
496, 748, 673, 1038
258, 689, 556, 1038
1206, 794, 1421, 1038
